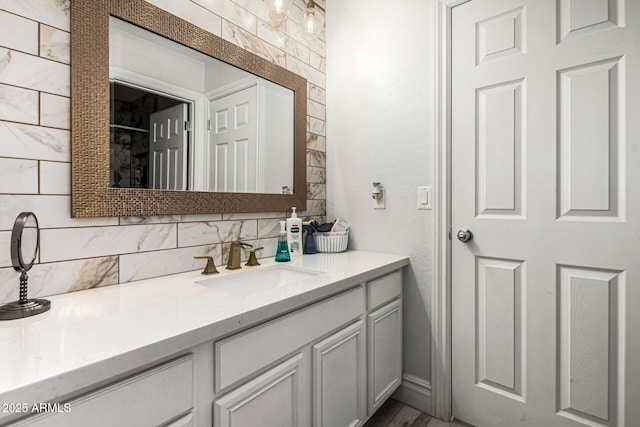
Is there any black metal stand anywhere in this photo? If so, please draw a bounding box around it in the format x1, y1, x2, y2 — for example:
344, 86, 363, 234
0, 271, 51, 321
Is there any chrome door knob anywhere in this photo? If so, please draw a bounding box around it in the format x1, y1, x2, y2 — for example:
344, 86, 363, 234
456, 228, 473, 243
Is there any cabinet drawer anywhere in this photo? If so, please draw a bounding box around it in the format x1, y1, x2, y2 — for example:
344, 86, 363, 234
367, 270, 402, 310
215, 286, 365, 391
13, 355, 194, 427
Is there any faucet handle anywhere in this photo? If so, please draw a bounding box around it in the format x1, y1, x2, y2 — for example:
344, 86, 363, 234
245, 247, 264, 267
194, 256, 219, 275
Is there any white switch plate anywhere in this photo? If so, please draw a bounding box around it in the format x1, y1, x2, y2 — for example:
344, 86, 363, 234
417, 186, 431, 210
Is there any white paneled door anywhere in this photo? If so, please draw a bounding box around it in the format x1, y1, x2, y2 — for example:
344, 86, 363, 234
451, 0, 640, 426
208, 86, 258, 193
149, 103, 188, 190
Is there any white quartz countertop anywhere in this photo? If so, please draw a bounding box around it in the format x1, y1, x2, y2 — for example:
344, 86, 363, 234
0, 251, 408, 419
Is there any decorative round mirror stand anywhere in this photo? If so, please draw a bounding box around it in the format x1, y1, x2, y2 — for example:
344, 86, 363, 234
0, 212, 51, 320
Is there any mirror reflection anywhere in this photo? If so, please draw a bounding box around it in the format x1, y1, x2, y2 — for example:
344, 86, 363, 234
19, 216, 39, 269
109, 17, 295, 194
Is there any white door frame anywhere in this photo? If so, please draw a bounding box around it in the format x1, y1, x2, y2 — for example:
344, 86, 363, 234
431, 0, 471, 421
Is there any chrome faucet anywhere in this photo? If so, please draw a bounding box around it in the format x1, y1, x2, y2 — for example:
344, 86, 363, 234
226, 241, 253, 270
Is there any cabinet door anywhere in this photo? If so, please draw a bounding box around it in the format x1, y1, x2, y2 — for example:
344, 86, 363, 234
214, 354, 304, 427
368, 299, 402, 414
312, 321, 365, 427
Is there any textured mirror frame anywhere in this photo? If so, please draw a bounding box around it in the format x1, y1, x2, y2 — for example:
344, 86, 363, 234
71, 0, 307, 217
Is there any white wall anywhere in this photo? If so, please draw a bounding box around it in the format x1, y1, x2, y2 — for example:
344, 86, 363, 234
326, 0, 436, 390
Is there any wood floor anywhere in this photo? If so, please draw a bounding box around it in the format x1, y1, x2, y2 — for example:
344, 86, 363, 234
363, 399, 470, 427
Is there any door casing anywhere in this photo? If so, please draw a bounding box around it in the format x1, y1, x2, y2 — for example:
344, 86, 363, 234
431, 0, 472, 422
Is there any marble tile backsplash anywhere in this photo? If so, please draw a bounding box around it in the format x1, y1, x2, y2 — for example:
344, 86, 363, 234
0, 0, 326, 304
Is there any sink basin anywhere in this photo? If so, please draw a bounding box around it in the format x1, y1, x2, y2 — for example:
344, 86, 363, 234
195, 264, 323, 296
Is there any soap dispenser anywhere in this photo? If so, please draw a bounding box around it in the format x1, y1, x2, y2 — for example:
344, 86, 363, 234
275, 221, 291, 262
286, 207, 303, 257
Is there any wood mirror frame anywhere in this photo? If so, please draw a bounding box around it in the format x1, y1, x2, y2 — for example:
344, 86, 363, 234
71, 0, 307, 217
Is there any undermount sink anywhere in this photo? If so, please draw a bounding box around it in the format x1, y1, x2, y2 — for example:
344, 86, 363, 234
195, 264, 324, 296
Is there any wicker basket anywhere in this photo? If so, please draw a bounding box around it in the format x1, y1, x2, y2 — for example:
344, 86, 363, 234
315, 231, 349, 253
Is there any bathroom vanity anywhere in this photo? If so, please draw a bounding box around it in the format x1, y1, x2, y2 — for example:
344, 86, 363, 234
0, 251, 407, 426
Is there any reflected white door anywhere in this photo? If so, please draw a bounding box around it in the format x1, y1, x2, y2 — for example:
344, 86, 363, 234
209, 86, 258, 192
149, 103, 188, 190
451, 0, 640, 426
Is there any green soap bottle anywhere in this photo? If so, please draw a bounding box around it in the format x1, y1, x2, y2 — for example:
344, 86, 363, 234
275, 221, 291, 262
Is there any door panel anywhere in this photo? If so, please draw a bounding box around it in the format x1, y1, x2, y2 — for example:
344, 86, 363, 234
451, 0, 640, 426
208, 86, 258, 192
149, 103, 188, 190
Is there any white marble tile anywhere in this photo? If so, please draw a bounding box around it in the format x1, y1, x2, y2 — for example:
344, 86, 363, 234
0, 158, 38, 194
120, 216, 180, 225
307, 149, 325, 168
179, 213, 223, 222
0, 0, 70, 31
39, 161, 70, 195
230, 0, 269, 22
286, 54, 325, 88
145, 0, 222, 36
307, 98, 325, 121
40, 92, 70, 129
308, 116, 326, 136
308, 83, 325, 105
0, 83, 38, 124
191, 0, 257, 34
306, 166, 325, 184
0, 195, 117, 230
307, 183, 326, 200
39, 24, 69, 64
309, 50, 325, 73
298, 199, 325, 219
256, 20, 310, 64
0, 231, 10, 268
222, 211, 286, 220
119, 244, 223, 283
178, 220, 257, 247
0, 121, 69, 161
0, 10, 38, 55
0, 257, 118, 304
40, 224, 177, 263
222, 20, 286, 66
0, 48, 69, 96
258, 218, 286, 239
307, 133, 325, 152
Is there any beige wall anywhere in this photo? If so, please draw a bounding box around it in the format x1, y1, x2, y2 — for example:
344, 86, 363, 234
0, 0, 326, 303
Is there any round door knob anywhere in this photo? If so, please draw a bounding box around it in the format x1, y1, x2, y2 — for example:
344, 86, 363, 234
456, 228, 473, 243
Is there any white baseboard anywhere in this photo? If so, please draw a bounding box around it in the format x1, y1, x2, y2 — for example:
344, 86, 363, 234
391, 374, 432, 415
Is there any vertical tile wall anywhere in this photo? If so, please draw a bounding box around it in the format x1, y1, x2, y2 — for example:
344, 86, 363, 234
0, 0, 326, 303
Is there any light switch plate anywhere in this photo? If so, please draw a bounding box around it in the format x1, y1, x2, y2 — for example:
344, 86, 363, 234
417, 186, 431, 210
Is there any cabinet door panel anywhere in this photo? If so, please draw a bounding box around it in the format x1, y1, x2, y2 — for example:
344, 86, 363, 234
368, 299, 402, 413
313, 321, 365, 427
214, 354, 304, 427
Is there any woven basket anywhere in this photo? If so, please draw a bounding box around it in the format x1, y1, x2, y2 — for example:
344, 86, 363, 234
315, 231, 349, 253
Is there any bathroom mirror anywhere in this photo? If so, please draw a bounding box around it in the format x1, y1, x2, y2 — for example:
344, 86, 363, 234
0, 212, 51, 320
71, 0, 307, 217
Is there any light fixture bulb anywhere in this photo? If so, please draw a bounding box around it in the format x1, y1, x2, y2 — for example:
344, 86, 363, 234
268, 0, 292, 26
301, 0, 324, 41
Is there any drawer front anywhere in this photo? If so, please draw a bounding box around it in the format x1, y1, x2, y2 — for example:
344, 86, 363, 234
216, 286, 365, 392
367, 269, 402, 310
13, 355, 194, 427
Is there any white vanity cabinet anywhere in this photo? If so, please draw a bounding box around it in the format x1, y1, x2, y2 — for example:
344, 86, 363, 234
213, 268, 403, 427
10, 355, 195, 427
367, 270, 403, 414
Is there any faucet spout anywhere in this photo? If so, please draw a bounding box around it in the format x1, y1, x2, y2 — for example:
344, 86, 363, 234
226, 241, 253, 270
